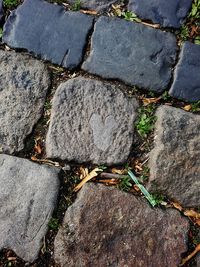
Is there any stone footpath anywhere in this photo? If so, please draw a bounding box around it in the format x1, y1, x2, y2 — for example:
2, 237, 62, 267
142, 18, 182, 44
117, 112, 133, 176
0, 0, 200, 266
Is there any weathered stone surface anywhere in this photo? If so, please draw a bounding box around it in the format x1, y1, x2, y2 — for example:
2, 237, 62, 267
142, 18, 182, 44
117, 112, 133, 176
169, 42, 200, 102
148, 105, 200, 207
46, 77, 138, 165
82, 16, 177, 92
0, 0, 3, 21
128, 0, 192, 29
0, 154, 60, 262
54, 183, 189, 267
68, 0, 117, 11
0, 50, 50, 154
3, 0, 93, 69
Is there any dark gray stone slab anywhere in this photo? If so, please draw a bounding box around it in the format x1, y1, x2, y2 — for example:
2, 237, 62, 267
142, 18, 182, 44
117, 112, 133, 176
0, 154, 60, 262
82, 16, 177, 92
46, 77, 138, 165
2, 0, 93, 69
68, 0, 118, 11
128, 0, 192, 29
0, 0, 3, 21
54, 183, 189, 267
169, 42, 200, 102
147, 105, 200, 207
0, 50, 50, 154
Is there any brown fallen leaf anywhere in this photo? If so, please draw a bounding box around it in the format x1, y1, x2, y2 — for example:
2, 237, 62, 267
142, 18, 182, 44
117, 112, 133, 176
74, 168, 102, 192
34, 142, 42, 154
80, 9, 97, 15
97, 179, 119, 185
183, 104, 192, 111
180, 243, 200, 266
184, 209, 200, 220
142, 97, 161, 106
171, 201, 183, 212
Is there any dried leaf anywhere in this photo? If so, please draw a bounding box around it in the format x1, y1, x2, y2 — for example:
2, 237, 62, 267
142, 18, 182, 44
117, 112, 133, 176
111, 168, 126, 175
183, 104, 192, 111
80, 9, 97, 15
79, 167, 88, 180
171, 201, 183, 212
31, 157, 60, 167
74, 168, 102, 192
141, 22, 160, 28
142, 97, 161, 106
184, 209, 200, 220
180, 243, 200, 266
97, 179, 119, 185
34, 143, 42, 154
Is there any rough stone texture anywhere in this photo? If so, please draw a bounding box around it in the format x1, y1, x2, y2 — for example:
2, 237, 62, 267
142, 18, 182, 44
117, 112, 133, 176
68, 0, 117, 11
0, 0, 3, 21
0, 50, 50, 154
54, 183, 189, 267
0, 154, 60, 262
46, 77, 138, 165
169, 42, 200, 102
128, 0, 192, 29
147, 105, 200, 207
82, 16, 177, 92
2, 0, 93, 69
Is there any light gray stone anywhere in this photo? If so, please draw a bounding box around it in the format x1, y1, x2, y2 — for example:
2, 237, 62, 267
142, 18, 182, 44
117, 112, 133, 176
0, 50, 50, 154
46, 77, 138, 165
82, 16, 177, 92
2, 0, 94, 69
0, 154, 60, 262
128, 0, 192, 29
148, 105, 200, 207
68, 0, 118, 11
54, 183, 189, 267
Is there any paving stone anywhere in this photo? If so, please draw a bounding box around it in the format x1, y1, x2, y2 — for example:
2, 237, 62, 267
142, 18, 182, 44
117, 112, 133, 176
54, 183, 189, 267
2, 0, 93, 69
169, 42, 200, 102
68, 0, 118, 11
0, 50, 50, 154
0, 154, 60, 262
82, 16, 177, 92
128, 0, 192, 29
46, 77, 138, 165
147, 105, 200, 207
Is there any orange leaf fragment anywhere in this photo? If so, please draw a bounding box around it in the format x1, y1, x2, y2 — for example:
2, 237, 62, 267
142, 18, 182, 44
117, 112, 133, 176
142, 97, 161, 106
74, 168, 102, 192
184, 209, 200, 220
180, 243, 200, 266
171, 201, 183, 212
183, 105, 192, 111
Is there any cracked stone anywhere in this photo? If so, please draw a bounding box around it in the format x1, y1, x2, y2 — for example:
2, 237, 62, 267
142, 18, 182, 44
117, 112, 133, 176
147, 105, 200, 207
46, 77, 138, 165
54, 183, 189, 267
68, 0, 118, 11
0, 154, 60, 262
82, 16, 177, 92
0, 50, 50, 154
2, 0, 93, 69
128, 0, 192, 28
169, 42, 200, 102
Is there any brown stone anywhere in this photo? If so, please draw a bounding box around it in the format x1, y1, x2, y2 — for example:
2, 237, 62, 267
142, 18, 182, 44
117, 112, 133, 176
54, 183, 189, 267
